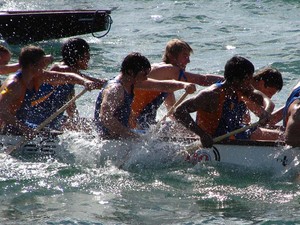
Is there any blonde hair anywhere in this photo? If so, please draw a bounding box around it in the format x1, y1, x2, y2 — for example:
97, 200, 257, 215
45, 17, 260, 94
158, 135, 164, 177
162, 39, 193, 63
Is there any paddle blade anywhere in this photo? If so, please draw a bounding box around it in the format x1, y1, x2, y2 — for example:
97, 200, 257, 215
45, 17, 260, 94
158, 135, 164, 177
184, 141, 202, 154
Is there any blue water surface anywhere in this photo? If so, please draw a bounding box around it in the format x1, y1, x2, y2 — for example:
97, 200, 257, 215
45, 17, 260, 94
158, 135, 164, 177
1, 0, 300, 224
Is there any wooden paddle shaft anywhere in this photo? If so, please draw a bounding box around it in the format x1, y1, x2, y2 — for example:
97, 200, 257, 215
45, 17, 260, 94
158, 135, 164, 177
213, 121, 260, 143
37, 88, 88, 131
185, 121, 260, 154
159, 91, 189, 123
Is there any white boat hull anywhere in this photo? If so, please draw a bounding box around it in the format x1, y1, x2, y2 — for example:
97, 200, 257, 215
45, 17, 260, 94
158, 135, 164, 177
0, 134, 60, 156
182, 140, 300, 176
95, 135, 298, 177
1, 131, 299, 178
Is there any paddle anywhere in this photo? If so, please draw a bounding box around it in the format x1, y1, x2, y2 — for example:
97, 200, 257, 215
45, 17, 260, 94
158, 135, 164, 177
183, 121, 260, 155
150, 91, 189, 134
125, 91, 190, 168
5, 88, 88, 155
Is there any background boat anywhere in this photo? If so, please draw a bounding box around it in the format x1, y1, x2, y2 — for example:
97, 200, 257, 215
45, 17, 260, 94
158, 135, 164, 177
0, 10, 112, 44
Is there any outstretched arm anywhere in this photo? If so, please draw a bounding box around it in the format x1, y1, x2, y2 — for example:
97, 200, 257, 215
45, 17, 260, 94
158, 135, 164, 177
136, 78, 196, 94
49, 61, 106, 89
0, 63, 20, 75
40, 70, 96, 90
149, 65, 223, 86
184, 71, 224, 86
80, 73, 107, 89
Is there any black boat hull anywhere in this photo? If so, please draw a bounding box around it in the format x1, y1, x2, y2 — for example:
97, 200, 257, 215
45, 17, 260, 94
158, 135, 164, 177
0, 10, 112, 44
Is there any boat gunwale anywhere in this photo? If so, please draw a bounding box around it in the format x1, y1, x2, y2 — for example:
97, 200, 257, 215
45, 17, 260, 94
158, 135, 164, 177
0, 9, 111, 16
159, 136, 286, 147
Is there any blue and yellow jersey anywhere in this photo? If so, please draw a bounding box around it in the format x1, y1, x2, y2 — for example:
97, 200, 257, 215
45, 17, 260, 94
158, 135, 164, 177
196, 83, 249, 139
94, 77, 134, 136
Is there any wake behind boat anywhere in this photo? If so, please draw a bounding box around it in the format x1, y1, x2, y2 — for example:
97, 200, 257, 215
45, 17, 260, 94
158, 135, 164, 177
0, 9, 112, 44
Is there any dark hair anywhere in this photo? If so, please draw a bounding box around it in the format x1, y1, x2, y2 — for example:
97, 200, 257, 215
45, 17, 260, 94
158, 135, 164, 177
19, 45, 45, 68
253, 67, 283, 91
61, 38, 90, 67
121, 52, 151, 76
224, 56, 254, 82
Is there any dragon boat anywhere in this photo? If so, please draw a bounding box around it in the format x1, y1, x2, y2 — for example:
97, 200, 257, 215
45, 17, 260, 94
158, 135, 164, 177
1, 129, 299, 178
107, 133, 300, 177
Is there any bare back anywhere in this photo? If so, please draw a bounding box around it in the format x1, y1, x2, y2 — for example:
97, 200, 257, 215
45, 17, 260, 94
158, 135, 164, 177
0, 75, 28, 125
285, 99, 300, 146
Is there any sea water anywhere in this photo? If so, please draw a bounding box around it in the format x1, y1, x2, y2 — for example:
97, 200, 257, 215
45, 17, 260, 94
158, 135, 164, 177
1, 0, 300, 224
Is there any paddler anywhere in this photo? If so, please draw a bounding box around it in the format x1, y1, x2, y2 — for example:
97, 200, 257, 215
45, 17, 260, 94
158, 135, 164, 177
94, 52, 196, 139
24, 38, 106, 132
174, 56, 281, 148
129, 39, 223, 129
0, 45, 96, 138
244, 67, 284, 128
283, 81, 300, 147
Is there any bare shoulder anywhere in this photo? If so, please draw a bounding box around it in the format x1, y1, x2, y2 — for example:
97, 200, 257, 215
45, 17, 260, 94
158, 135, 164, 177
289, 100, 300, 119
103, 82, 124, 101
192, 84, 220, 110
151, 62, 170, 69
50, 63, 70, 72
0, 77, 24, 105
200, 84, 220, 97
149, 62, 180, 80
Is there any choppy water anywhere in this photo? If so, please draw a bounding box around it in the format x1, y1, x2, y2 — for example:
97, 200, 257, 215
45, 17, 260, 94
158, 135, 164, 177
1, 0, 300, 224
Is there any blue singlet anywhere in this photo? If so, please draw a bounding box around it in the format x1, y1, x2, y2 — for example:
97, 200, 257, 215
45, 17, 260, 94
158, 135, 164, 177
24, 82, 74, 129
214, 83, 254, 139
94, 77, 134, 137
283, 86, 300, 128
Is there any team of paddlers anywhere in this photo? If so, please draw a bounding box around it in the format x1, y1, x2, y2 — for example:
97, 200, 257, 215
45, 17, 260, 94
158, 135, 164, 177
0, 38, 299, 149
